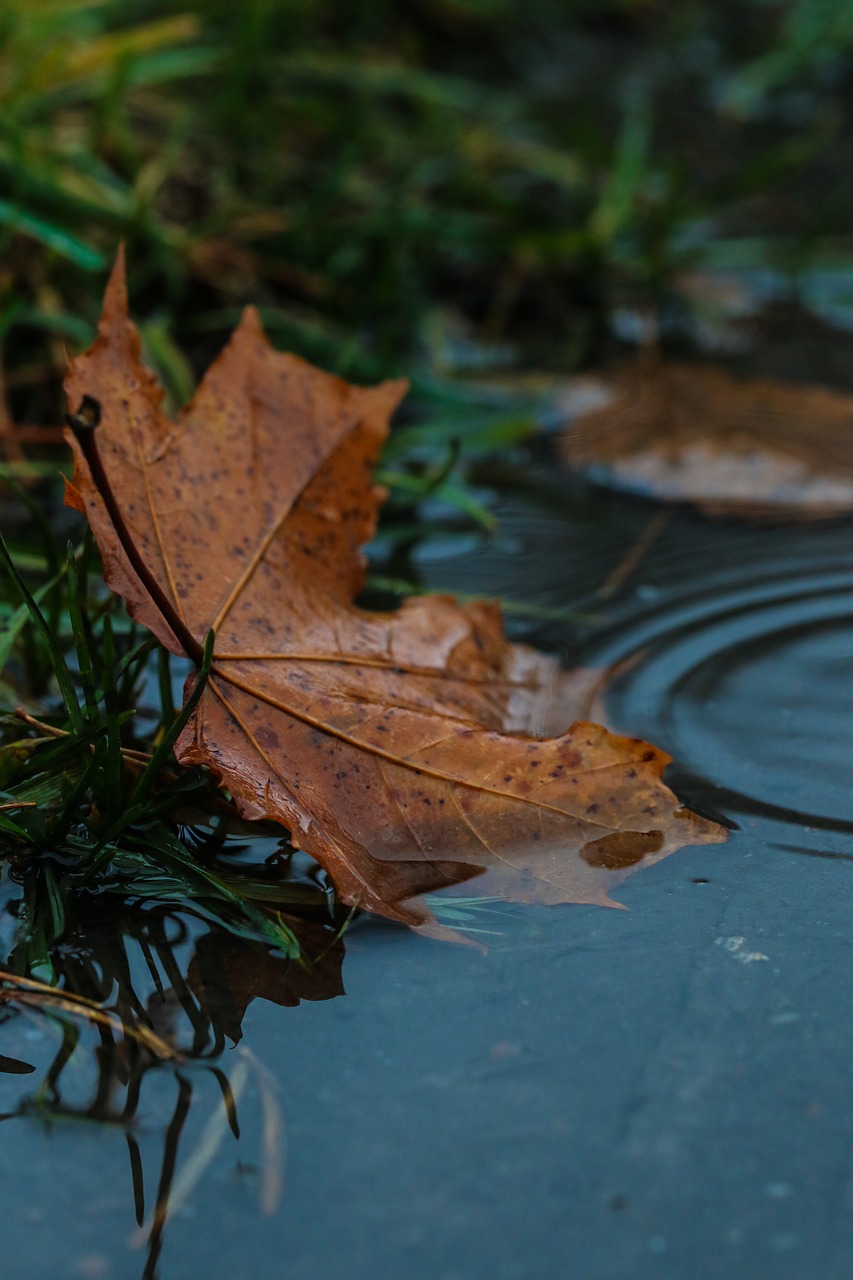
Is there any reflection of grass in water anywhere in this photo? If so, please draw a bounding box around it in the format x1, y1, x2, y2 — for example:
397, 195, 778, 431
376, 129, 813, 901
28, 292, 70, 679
0, 968, 178, 1058
0, 894, 341, 1277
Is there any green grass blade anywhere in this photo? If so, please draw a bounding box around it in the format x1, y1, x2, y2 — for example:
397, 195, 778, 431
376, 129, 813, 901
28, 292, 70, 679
129, 629, 214, 810
42, 862, 66, 943
49, 755, 98, 847
66, 544, 99, 724
0, 566, 64, 678
0, 534, 83, 732
130, 825, 300, 956
98, 615, 124, 823
0, 811, 35, 841
0, 200, 107, 271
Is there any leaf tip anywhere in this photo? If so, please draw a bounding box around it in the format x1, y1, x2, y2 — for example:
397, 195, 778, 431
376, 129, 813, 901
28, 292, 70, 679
237, 304, 265, 340
102, 244, 129, 322
381, 377, 410, 415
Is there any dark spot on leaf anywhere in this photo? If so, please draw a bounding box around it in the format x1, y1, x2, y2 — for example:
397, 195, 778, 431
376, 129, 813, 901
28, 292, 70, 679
582, 830, 663, 869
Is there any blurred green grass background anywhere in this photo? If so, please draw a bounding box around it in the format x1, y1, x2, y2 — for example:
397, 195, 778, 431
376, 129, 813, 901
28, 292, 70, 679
3, 0, 853, 425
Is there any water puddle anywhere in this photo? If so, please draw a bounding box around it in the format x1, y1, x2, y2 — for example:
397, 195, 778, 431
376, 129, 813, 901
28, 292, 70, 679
4, 466, 853, 1279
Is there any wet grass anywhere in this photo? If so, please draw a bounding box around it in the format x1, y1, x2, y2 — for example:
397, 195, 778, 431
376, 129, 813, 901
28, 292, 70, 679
0, 529, 326, 970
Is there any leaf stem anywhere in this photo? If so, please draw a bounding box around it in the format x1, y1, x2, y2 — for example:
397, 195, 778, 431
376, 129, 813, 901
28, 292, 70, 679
65, 398, 205, 666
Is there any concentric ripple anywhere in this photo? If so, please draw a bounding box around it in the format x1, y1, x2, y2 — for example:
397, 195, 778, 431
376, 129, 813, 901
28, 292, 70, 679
587, 544, 853, 833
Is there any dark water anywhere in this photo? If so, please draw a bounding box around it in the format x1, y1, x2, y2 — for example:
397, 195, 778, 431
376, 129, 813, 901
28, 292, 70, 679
4, 473, 853, 1279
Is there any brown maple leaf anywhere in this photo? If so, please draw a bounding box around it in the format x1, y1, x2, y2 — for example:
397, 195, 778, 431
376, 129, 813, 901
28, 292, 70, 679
63, 252, 725, 931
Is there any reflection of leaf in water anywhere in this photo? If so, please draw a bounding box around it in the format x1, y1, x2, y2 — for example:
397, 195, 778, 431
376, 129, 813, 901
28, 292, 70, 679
0, 892, 344, 1278
187, 921, 344, 1046
561, 358, 853, 520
